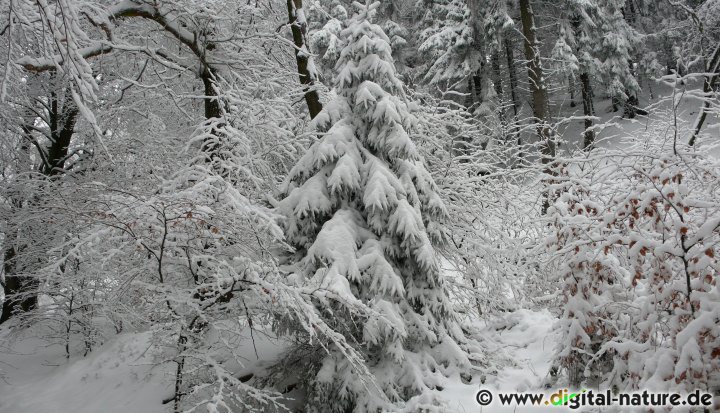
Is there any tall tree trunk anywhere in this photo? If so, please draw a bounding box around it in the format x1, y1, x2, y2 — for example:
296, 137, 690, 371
198, 66, 244, 181
201, 67, 222, 121
491, 51, 506, 123
580, 72, 596, 149
473, 60, 493, 151
1, 84, 77, 324
452, 77, 475, 160
471, 65, 483, 111
568, 74, 576, 107
1, 118, 40, 324
0, 196, 39, 324
44, 90, 79, 176
199, 67, 224, 161
519, 0, 555, 212
570, 15, 595, 150
504, 34, 523, 156
504, 36, 521, 120
173, 333, 188, 413
287, 0, 323, 119
0, 245, 38, 324
518, 0, 554, 160
492, 50, 517, 147
689, 43, 720, 146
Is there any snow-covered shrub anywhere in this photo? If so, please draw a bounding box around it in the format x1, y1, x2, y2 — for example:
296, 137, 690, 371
411, 89, 545, 317
547, 166, 632, 389
605, 152, 720, 398
26, 167, 287, 411
549, 114, 720, 401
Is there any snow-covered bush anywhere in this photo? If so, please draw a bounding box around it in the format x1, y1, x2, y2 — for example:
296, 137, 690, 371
547, 166, 631, 389
549, 113, 720, 400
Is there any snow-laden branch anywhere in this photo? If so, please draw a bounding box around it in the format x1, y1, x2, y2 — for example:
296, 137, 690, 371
15, 0, 205, 73
17, 43, 113, 72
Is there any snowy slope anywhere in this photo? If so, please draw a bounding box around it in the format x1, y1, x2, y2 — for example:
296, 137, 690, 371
0, 330, 169, 413
0, 324, 293, 413
556, 78, 718, 153
0, 309, 561, 413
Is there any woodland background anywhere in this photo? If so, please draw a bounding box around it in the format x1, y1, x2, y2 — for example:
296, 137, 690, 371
0, 0, 718, 412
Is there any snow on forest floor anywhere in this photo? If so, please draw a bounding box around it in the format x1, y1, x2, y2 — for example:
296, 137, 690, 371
0, 325, 288, 413
0, 330, 169, 413
441, 309, 561, 412
555, 78, 718, 155
0, 309, 560, 413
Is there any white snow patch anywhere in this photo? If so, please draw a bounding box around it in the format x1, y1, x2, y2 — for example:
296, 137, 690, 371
0, 330, 169, 413
438, 308, 562, 412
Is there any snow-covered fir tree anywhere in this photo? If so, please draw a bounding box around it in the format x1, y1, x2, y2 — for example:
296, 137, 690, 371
275, 2, 478, 411
418, 0, 477, 87
418, 0, 510, 96
595, 0, 641, 115
308, 0, 349, 83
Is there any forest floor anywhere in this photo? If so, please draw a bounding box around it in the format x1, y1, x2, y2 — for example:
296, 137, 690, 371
0, 309, 559, 412
0, 329, 169, 413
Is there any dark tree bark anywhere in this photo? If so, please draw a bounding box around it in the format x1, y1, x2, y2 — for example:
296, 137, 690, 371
491, 51, 506, 121
201, 68, 222, 121
503, 34, 523, 153
1, 117, 33, 324
198, 66, 227, 164
471, 64, 483, 110
624, 93, 638, 118
44, 90, 79, 176
173, 333, 188, 413
519, 0, 555, 213
452, 77, 475, 160
287, 0, 323, 119
1, 82, 78, 324
504, 36, 521, 120
689, 43, 720, 146
0, 246, 37, 324
571, 15, 596, 150
492, 50, 519, 147
472, 61, 492, 151
580, 72, 596, 149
